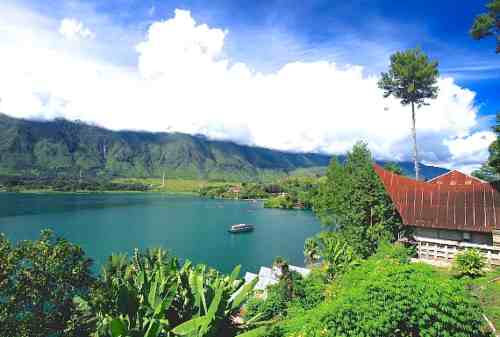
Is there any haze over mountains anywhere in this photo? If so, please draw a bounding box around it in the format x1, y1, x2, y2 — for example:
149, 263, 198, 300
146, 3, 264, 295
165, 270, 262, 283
0, 113, 447, 181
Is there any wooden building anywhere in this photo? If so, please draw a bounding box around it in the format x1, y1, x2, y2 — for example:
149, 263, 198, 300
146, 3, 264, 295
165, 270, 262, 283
373, 165, 500, 265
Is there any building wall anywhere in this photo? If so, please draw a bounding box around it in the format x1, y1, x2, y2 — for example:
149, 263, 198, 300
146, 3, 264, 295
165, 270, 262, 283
494, 230, 500, 247
414, 227, 493, 245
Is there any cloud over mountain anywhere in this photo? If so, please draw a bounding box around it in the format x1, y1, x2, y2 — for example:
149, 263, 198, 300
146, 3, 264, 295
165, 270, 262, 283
0, 5, 494, 172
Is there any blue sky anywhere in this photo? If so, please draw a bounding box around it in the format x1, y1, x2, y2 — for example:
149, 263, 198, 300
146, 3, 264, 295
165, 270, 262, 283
20, 0, 500, 114
1, 0, 499, 170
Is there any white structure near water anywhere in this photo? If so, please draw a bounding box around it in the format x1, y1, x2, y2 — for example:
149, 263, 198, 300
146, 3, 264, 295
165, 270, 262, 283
244, 265, 310, 291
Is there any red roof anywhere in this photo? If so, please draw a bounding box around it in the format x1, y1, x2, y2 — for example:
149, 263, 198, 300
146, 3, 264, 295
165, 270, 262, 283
373, 165, 500, 233
428, 170, 486, 186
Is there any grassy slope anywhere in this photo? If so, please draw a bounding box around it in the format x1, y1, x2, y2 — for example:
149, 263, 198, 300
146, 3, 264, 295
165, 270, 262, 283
471, 268, 500, 329
431, 266, 500, 330
0, 113, 448, 181
112, 178, 232, 194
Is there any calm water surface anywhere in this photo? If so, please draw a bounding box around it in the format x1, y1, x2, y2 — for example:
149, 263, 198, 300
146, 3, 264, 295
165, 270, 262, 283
0, 193, 321, 274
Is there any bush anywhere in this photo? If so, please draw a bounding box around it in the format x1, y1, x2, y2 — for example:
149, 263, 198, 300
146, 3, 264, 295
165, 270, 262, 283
453, 248, 487, 278
0, 230, 95, 337
372, 241, 411, 264
244, 269, 327, 322
280, 258, 489, 337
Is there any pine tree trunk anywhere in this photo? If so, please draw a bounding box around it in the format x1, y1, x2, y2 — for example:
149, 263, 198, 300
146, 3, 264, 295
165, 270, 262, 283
411, 102, 420, 180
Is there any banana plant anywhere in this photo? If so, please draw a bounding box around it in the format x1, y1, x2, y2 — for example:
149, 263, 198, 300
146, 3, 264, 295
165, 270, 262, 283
95, 251, 180, 337
172, 265, 260, 337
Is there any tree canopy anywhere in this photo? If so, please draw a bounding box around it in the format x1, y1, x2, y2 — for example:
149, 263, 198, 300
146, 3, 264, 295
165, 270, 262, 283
0, 230, 95, 337
378, 48, 439, 108
312, 142, 402, 257
470, 0, 500, 53
378, 48, 439, 181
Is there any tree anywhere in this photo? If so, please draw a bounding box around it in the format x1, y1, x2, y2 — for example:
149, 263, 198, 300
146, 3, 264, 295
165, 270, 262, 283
378, 48, 439, 180
383, 162, 403, 175
473, 112, 500, 180
0, 230, 95, 337
312, 142, 402, 257
470, 0, 500, 53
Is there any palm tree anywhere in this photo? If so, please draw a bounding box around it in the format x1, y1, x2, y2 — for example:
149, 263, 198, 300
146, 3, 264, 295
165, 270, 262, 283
303, 238, 320, 265
378, 48, 439, 180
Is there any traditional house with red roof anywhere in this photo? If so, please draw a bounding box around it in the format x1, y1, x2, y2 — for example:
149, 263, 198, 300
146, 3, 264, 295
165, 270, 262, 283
373, 165, 500, 265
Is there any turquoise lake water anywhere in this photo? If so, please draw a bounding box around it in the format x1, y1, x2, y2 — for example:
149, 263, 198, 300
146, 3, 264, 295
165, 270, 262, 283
0, 193, 321, 274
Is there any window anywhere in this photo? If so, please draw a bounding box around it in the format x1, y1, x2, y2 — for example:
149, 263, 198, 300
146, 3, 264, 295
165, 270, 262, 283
463, 232, 471, 241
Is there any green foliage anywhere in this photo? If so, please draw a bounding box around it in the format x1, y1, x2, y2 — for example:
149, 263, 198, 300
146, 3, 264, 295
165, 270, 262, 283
378, 48, 439, 180
0, 113, 331, 181
0, 230, 95, 337
307, 232, 360, 281
0, 174, 150, 192
470, 0, 500, 53
303, 238, 320, 265
263, 195, 294, 209
378, 48, 439, 107
280, 255, 490, 337
383, 162, 403, 175
312, 142, 402, 257
453, 248, 487, 278
80, 248, 259, 337
475, 113, 500, 178
372, 240, 414, 263
244, 269, 326, 323
465, 268, 500, 330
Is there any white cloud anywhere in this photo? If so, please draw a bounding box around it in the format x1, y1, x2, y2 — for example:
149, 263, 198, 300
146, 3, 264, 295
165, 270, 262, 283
59, 18, 95, 40
0, 6, 495, 172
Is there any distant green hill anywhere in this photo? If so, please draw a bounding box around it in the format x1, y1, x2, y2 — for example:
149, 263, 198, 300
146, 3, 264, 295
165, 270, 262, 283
0, 113, 447, 181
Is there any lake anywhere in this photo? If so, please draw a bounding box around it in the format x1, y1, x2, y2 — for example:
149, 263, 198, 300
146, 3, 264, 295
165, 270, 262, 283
0, 193, 321, 274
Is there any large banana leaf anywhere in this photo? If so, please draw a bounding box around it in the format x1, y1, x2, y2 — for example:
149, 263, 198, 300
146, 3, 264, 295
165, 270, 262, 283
231, 277, 258, 311
171, 316, 209, 336
236, 326, 268, 337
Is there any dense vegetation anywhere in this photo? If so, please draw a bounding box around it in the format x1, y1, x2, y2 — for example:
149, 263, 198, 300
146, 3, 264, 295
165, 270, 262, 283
470, 0, 500, 53
0, 113, 447, 188
0, 175, 150, 192
199, 177, 319, 209
474, 113, 500, 181
277, 251, 490, 337
312, 142, 402, 257
1, 143, 498, 337
0, 113, 331, 181
0, 231, 262, 337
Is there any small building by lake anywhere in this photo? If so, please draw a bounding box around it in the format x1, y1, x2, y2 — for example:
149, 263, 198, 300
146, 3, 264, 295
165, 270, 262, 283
374, 164, 500, 265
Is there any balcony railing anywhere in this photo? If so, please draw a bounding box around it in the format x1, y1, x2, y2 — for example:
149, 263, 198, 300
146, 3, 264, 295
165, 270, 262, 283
412, 235, 500, 266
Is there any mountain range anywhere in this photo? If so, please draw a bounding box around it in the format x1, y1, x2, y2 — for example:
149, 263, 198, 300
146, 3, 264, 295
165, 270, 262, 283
0, 113, 447, 181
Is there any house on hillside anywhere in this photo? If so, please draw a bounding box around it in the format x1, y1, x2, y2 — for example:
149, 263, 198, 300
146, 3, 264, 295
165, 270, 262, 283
373, 165, 500, 265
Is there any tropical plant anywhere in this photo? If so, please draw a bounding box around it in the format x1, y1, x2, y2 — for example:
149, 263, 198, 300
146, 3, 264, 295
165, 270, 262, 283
453, 248, 487, 278
75, 248, 259, 337
378, 48, 439, 180
310, 232, 360, 281
471, 0, 500, 53
279, 256, 490, 337
303, 238, 320, 265
0, 230, 95, 337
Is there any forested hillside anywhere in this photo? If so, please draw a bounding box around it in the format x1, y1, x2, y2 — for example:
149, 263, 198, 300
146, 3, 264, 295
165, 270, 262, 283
0, 113, 447, 180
